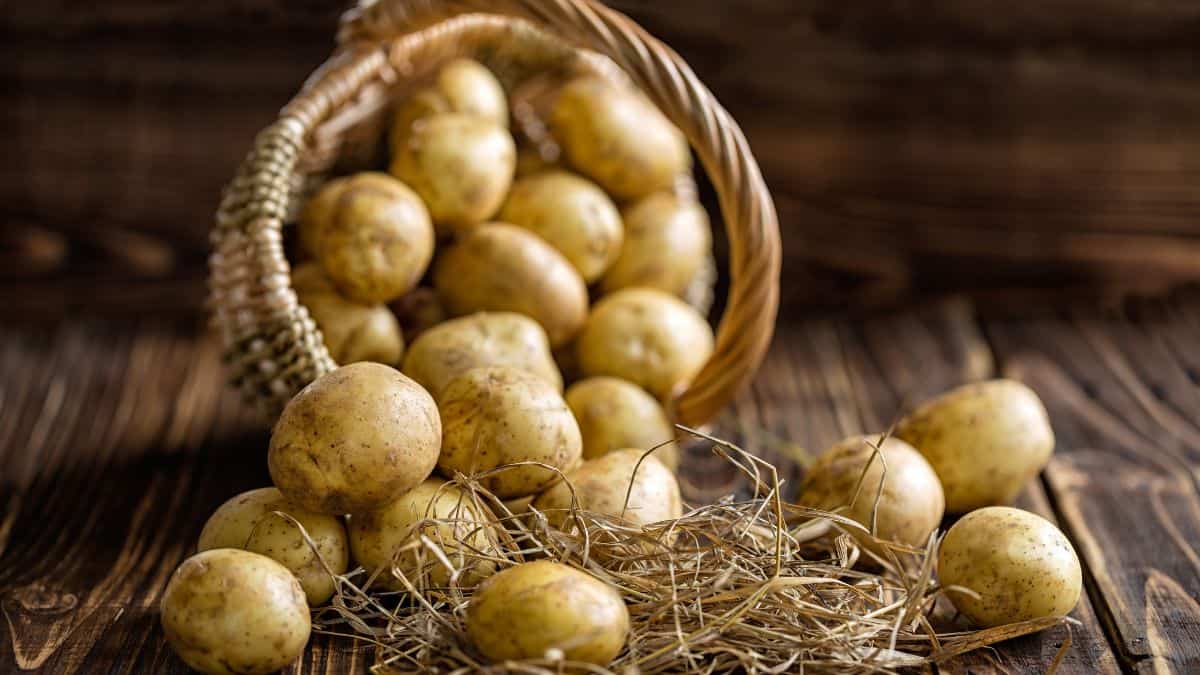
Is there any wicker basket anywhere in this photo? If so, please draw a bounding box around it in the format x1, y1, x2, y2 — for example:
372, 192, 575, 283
209, 0, 781, 427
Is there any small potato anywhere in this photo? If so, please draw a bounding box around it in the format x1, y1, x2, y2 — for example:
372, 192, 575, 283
566, 377, 678, 470
798, 435, 944, 557
160, 549, 310, 674
402, 311, 562, 399
467, 560, 629, 666
602, 192, 711, 297
198, 487, 349, 605
438, 366, 582, 499
895, 379, 1055, 513
269, 362, 441, 514
390, 113, 515, 235
499, 170, 623, 283
434, 223, 588, 348
551, 77, 689, 200
437, 58, 508, 127
293, 263, 404, 366
939, 506, 1082, 627
576, 288, 714, 400
390, 88, 452, 152
533, 448, 682, 529
349, 479, 496, 591
299, 172, 434, 303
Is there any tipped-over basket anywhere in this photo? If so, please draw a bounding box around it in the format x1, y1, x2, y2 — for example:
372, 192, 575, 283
209, 0, 781, 427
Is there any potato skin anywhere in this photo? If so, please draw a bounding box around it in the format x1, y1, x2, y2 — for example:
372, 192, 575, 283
299, 172, 434, 304
402, 311, 562, 399
467, 560, 629, 666
390, 88, 452, 153
798, 435, 944, 556
938, 506, 1082, 627
433, 223, 588, 348
576, 288, 714, 400
566, 377, 678, 470
160, 549, 311, 674
293, 263, 404, 366
895, 379, 1055, 513
499, 170, 623, 283
437, 58, 508, 127
438, 366, 582, 499
602, 192, 711, 297
551, 77, 689, 200
269, 362, 441, 514
533, 448, 681, 529
390, 113, 515, 235
348, 479, 495, 591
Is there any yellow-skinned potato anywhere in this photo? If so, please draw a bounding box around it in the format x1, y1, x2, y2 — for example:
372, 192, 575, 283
895, 379, 1055, 513
390, 87, 451, 153
576, 288, 714, 400
467, 560, 629, 666
293, 263, 404, 366
160, 549, 310, 674
299, 172, 434, 304
402, 311, 562, 399
602, 192, 711, 297
438, 366, 582, 499
939, 506, 1082, 627
566, 376, 678, 470
198, 487, 349, 606
434, 223, 588, 348
798, 435, 944, 557
551, 77, 689, 200
499, 170, 623, 283
390, 113, 515, 235
349, 479, 495, 591
533, 448, 681, 530
437, 58, 508, 127
269, 362, 441, 514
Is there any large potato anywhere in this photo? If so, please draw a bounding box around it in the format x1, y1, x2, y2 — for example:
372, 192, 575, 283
198, 487, 349, 605
433, 223, 588, 348
939, 506, 1082, 627
533, 448, 681, 530
293, 263, 404, 366
467, 560, 629, 666
895, 379, 1055, 513
438, 366, 582, 498
160, 549, 310, 674
499, 170, 623, 283
437, 58, 508, 127
576, 288, 714, 400
349, 478, 495, 591
269, 362, 441, 514
798, 435, 944, 558
402, 311, 562, 399
299, 172, 434, 304
551, 77, 689, 200
602, 192, 711, 297
565, 376, 678, 470
390, 113, 515, 235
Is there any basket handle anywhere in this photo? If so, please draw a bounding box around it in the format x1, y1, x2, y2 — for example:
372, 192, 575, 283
340, 0, 781, 427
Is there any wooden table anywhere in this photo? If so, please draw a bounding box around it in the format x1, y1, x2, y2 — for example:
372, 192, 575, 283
2, 294, 1198, 673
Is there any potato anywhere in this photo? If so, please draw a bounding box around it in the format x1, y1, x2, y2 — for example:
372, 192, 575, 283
467, 560, 629, 666
566, 377, 678, 470
299, 172, 434, 303
349, 479, 495, 591
198, 487, 349, 605
269, 362, 441, 514
389, 286, 447, 341
402, 311, 562, 399
895, 379, 1055, 513
576, 288, 714, 400
390, 113, 515, 235
437, 58, 508, 127
798, 435, 944, 557
602, 192, 711, 297
160, 549, 310, 674
390, 87, 451, 152
293, 263, 404, 366
514, 145, 560, 177
551, 77, 689, 200
499, 170, 623, 283
533, 448, 681, 529
438, 366, 582, 498
938, 506, 1082, 627
433, 223, 588, 348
